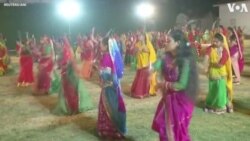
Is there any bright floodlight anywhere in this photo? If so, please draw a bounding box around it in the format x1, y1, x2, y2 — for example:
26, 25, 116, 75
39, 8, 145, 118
136, 2, 154, 19
57, 0, 81, 20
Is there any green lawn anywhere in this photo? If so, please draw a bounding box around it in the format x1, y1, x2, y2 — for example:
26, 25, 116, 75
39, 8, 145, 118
0, 44, 250, 141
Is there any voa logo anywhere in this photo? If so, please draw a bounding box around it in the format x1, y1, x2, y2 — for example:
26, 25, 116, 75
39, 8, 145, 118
227, 3, 248, 13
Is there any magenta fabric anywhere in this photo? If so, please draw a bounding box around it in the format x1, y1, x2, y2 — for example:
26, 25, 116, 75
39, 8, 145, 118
230, 44, 244, 73
100, 52, 115, 72
152, 54, 194, 141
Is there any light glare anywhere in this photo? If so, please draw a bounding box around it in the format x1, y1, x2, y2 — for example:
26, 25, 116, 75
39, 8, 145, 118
136, 3, 154, 19
57, 0, 81, 20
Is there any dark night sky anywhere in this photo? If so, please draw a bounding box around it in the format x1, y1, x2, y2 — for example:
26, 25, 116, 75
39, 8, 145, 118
0, 0, 241, 48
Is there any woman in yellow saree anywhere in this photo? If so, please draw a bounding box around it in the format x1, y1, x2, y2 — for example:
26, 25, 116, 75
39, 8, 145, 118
131, 33, 157, 98
204, 33, 233, 114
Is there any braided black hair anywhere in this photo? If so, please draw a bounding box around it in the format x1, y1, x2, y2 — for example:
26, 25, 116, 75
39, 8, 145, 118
169, 29, 199, 102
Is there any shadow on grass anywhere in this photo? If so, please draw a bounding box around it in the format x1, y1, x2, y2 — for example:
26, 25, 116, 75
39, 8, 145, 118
245, 61, 250, 66
34, 95, 58, 111
1, 65, 18, 77
96, 136, 136, 141
72, 109, 135, 141
242, 71, 250, 77
194, 91, 207, 109
72, 114, 97, 135
85, 128, 136, 141
84, 70, 100, 86
233, 100, 250, 115
121, 82, 131, 97
34, 95, 100, 138
195, 100, 205, 109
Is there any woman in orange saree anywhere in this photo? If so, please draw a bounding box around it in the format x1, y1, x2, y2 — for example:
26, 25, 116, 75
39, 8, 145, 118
81, 28, 96, 80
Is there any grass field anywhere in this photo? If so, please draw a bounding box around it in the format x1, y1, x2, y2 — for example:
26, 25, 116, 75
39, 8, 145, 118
0, 42, 250, 141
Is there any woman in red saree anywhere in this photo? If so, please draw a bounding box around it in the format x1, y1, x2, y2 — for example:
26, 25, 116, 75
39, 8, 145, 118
187, 26, 202, 57
34, 36, 54, 95
124, 35, 133, 66
152, 30, 198, 141
17, 41, 34, 87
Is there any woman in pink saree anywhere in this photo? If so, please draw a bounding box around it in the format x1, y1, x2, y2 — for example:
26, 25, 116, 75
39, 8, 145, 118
228, 27, 244, 84
152, 30, 198, 141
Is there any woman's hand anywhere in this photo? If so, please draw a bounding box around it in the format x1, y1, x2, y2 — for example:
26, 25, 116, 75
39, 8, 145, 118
138, 47, 143, 52
98, 78, 103, 87
156, 81, 165, 91
142, 46, 149, 53
165, 81, 173, 92
103, 81, 113, 88
210, 63, 222, 68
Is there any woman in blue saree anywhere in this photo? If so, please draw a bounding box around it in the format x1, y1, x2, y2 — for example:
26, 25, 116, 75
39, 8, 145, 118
97, 36, 126, 139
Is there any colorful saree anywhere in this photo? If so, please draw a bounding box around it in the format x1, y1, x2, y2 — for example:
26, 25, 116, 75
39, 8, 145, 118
131, 34, 157, 98
0, 41, 9, 76
230, 44, 244, 74
124, 38, 137, 71
54, 38, 93, 115
49, 70, 61, 94
35, 44, 54, 95
18, 47, 34, 86
211, 32, 233, 102
97, 41, 126, 139
205, 46, 230, 111
188, 31, 201, 57
81, 39, 94, 80
124, 40, 133, 66
221, 34, 233, 103
229, 29, 244, 83
152, 54, 194, 141
54, 62, 93, 115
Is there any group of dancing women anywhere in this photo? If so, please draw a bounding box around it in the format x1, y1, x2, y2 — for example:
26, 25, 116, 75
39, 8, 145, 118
0, 23, 245, 141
